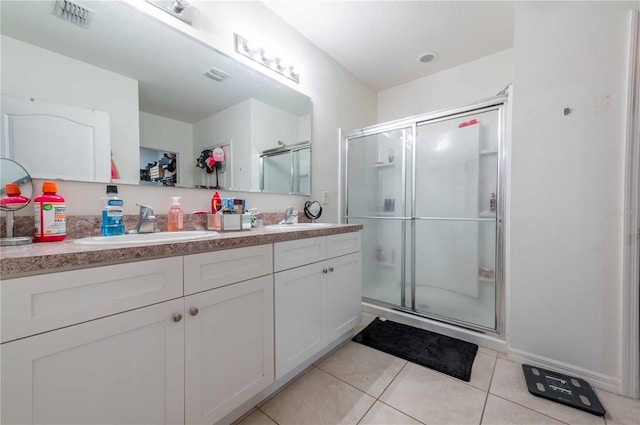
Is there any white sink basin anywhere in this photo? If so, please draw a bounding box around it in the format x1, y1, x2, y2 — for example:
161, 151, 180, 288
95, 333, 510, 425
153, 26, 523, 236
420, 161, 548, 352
74, 231, 218, 246
264, 223, 333, 231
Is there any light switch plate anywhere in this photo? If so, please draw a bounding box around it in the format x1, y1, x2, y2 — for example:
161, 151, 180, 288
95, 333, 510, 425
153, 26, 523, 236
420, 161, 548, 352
322, 191, 329, 205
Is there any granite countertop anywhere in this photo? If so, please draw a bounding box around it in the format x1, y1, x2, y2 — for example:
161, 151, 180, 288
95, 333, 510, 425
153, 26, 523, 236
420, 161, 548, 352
0, 224, 363, 279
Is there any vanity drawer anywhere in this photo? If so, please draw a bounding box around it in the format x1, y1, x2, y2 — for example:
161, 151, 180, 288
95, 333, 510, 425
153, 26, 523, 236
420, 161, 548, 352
274, 236, 327, 272
1, 257, 183, 343
184, 244, 273, 295
326, 232, 361, 259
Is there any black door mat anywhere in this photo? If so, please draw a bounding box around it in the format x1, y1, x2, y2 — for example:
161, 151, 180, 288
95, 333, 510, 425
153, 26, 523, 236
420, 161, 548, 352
522, 364, 606, 416
352, 318, 478, 381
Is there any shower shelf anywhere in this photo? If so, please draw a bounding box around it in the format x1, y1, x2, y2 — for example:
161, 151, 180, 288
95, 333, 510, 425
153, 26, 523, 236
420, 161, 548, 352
479, 276, 495, 283
479, 211, 496, 218
480, 148, 498, 155
374, 162, 395, 168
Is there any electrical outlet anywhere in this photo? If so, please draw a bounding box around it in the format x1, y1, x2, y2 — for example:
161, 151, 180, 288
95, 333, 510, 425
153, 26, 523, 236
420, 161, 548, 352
322, 191, 329, 205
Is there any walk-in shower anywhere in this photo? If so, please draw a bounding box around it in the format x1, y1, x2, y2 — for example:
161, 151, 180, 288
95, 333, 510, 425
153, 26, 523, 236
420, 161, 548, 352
341, 95, 508, 336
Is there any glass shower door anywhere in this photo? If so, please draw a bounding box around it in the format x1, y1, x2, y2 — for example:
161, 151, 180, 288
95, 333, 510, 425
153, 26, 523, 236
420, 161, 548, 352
346, 127, 412, 307
411, 109, 499, 329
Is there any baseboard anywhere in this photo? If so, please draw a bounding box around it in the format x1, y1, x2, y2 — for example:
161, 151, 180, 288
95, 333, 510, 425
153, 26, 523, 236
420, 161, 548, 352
508, 348, 622, 395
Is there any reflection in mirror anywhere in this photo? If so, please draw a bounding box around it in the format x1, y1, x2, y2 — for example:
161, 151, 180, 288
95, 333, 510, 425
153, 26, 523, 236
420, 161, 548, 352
304, 200, 322, 222
1, 158, 34, 245
259, 141, 311, 195
140, 148, 178, 187
0, 0, 312, 194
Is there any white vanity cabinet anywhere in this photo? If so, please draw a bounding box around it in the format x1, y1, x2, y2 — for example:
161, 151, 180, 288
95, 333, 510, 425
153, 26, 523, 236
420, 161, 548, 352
274, 232, 361, 378
1, 230, 360, 425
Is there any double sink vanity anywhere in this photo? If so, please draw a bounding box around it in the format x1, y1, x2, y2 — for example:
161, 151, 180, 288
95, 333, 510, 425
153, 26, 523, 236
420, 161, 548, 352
0, 223, 363, 425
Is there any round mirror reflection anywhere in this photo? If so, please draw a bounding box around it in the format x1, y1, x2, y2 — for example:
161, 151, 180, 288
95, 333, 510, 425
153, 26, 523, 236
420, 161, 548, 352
304, 200, 322, 221
1, 158, 34, 246
1, 158, 33, 211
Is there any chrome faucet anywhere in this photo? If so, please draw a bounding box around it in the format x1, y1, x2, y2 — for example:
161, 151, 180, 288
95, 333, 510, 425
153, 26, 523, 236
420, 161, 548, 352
130, 203, 156, 234
279, 206, 298, 224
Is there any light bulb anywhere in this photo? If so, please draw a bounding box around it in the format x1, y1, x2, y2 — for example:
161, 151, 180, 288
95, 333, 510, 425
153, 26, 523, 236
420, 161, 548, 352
171, 0, 190, 14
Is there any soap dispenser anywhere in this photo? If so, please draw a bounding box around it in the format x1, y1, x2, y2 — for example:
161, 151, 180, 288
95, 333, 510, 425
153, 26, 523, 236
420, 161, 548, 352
167, 196, 184, 232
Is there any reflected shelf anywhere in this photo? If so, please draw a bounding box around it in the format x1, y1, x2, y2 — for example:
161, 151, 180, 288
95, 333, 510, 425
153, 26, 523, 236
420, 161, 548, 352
480, 149, 498, 155
478, 211, 496, 218
374, 162, 395, 168
479, 276, 495, 283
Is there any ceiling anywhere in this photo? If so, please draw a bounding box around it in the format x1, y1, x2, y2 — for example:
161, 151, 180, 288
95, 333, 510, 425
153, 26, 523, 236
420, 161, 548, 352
263, 1, 515, 91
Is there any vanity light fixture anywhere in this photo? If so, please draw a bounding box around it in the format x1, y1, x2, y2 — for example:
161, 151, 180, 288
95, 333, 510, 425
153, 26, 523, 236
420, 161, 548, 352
234, 34, 300, 84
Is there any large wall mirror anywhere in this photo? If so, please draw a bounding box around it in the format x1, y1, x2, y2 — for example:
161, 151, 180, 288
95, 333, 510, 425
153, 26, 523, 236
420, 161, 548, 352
0, 0, 312, 195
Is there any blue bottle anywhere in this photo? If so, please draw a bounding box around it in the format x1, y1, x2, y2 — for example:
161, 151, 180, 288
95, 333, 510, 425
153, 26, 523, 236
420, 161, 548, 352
101, 185, 125, 236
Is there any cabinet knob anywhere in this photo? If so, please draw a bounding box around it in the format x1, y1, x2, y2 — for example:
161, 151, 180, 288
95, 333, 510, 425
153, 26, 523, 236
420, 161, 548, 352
172, 313, 183, 323
328, 267, 334, 272
189, 307, 199, 317
322, 268, 328, 274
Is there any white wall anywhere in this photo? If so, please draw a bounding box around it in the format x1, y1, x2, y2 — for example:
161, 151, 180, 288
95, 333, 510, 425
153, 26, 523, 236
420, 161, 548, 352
193, 100, 253, 190
139, 112, 194, 187
378, 49, 513, 122
1, 35, 141, 184
251, 98, 302, 152
509, 0, 638, 390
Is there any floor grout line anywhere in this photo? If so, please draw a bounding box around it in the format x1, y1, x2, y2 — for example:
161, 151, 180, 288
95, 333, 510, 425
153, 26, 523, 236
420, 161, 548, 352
478, 351, 498, 424
375, 399, 428, 424
488, 393, 574, 425
256, 406, 280, 425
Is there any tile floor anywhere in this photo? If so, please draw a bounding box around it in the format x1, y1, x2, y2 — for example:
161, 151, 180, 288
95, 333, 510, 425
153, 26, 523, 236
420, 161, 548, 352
236, 313, 640, 425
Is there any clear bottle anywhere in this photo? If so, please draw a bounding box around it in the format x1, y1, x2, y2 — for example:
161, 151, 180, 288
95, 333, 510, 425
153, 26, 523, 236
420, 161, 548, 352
101, 185, 124, 236
167, 196, 184, 232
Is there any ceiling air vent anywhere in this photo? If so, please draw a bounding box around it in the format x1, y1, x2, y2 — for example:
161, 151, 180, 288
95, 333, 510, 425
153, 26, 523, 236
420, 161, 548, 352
53, 0, 94, 28
203, 67, 231, 82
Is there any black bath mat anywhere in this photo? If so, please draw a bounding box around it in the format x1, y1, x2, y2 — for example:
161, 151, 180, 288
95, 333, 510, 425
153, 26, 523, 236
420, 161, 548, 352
352, 318, 478, 381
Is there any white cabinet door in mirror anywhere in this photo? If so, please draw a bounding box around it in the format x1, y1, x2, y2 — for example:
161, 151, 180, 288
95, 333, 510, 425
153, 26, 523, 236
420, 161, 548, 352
1, 95, 110, 183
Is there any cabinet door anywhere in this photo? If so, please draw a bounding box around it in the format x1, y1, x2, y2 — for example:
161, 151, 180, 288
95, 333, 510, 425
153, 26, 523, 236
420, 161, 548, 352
184, 275, 274, 425
274, 262, 326, 379
326, 252, 362, 342
1, 299, 185, 425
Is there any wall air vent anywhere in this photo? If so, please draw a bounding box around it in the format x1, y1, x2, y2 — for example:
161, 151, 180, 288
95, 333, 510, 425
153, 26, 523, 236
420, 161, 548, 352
53, 0, 94, 28
203, 67, 231, 82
